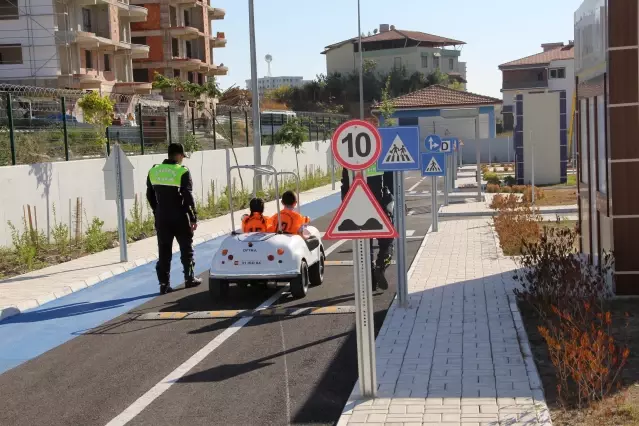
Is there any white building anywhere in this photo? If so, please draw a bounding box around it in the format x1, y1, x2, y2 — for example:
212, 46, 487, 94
499, 41, 575, 131
0, 0, 152, 94
245, 76, 310, 96
321, 24, 467, 87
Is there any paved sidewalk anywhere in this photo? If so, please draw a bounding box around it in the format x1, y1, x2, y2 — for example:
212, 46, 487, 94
338, 219, 551, 425
0, 184, 339, 320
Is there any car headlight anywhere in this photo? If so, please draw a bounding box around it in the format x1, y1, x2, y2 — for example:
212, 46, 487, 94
299, 225, 312, 239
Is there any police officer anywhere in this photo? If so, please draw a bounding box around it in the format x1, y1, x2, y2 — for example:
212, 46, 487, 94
146, 143, 201, 294
341, 169, 395, 291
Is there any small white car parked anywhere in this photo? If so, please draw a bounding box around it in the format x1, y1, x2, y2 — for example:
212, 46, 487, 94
209, 163, 325, 299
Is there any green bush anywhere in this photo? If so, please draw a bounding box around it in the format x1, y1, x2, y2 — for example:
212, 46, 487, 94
182, 132, 202, 154
126, 197, 155, 242
503, 175, 517, 186
484, 172, 501, 185
84, 217, 112, 253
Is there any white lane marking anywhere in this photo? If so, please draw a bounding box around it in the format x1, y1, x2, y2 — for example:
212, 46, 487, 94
323, 239, 348, 258
407, 177, 424, 192
407, 210, 416, 216
406, 230, 415, 237
105, 288, 287, 426
279, 321, 291, 426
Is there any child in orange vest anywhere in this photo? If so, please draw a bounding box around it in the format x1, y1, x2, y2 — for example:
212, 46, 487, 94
269, 190, 310, 234
242, 198, 271, 233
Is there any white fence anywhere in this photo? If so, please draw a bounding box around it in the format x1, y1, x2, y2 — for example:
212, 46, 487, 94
459, 137, 514, 164
0, 140, 334, 246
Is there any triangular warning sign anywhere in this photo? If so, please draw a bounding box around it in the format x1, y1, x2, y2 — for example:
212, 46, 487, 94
382, 134, 415, 165
324, 175, 398, 240
425, 156, 442, 173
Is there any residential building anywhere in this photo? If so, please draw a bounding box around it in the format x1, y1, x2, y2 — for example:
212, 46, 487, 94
129, 1, 227, 95
574, 0, 639, 294
371, 85, 501, 141
0, 0, 153, 94
322, 24, 467, 88
499, 42, 575, 131
245, 76, 310, 96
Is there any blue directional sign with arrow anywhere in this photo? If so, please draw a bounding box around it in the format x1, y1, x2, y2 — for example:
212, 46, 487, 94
421, 152, 447, 177
377, 126, 420, 171
424, 134, 443, 153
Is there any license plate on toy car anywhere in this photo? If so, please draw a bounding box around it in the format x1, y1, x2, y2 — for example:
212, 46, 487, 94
241, 261, 261, 265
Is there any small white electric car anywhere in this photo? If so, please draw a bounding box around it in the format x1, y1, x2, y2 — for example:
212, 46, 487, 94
209, 164, 325, 300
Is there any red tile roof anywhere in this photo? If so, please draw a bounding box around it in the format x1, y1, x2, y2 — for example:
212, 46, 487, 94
499, 45, 575, 68
323, 29, 464, 53
373, 85, 502, 109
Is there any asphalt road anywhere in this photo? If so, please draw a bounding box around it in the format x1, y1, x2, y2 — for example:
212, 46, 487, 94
0, 172, 437, 426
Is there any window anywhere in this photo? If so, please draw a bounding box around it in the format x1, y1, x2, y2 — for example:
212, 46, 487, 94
579, 98, 588, 184
169, 6, 177, 27
187, 71, 194, 83
85, 50, 93, 69
549, 67, 566, 79
537, 71, 544, 81
103, 54, 110, 71
0, 0, 19, 20
131, 36, 146, 45
82, 8, 92, 32
171, 38, 179, 57
185, 40, 192, 58
183, 10, 190, 26
433, 55, 440, 69
133, 68, 148, 82
0, 44, 22, 64
449, 58, 454, 70
173, 69, 180, 78
421, 55, 428, 68
394, 57, 401, 69
198, 73, 204, 85
597, 96, 607, 194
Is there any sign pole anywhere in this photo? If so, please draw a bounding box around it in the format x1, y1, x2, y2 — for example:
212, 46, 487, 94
431, 176, 438, 232
475, 117, 482, 201
114, 145, 128, 262
443, 158, 449, 206
394, 171, 408, 308
330, 151, 335, 190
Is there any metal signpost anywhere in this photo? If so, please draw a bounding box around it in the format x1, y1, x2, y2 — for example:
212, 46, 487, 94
248, 0, 262, 191
103, 144, 135, 262
439, 139, 452, 206
377, 126, 420, 309
327, 119, 399, 398
421, 138, 447, 232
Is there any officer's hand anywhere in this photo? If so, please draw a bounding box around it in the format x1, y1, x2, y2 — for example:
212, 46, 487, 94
191, 223, 198, 231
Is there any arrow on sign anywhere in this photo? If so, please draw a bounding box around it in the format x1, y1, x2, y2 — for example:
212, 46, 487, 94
428, 136, 440, 151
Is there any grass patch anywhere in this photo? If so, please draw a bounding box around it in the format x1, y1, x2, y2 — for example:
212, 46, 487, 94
534, 188, 577, 206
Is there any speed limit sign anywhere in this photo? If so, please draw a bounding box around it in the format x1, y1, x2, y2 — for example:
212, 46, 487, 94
331, 120, 382, 171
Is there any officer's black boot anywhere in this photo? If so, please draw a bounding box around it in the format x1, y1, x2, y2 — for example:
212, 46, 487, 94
160, 283, 174, 295
185, 276, 202, 288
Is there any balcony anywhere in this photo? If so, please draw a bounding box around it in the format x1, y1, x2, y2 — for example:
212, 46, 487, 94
113, 81, 152, 94
501, 80, 548, 91
58, 73, 104, 90
135, 57, 202, 71
119, 5, 148, 22
209, 64, 227, 76
208, 6, 225, 19
210, 31, 226, 48
168, 26, 201, 40
55, 30, 118, 50
123, 43, 150, 59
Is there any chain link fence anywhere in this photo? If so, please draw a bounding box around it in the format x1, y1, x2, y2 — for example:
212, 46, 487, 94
0, 83, 349, 166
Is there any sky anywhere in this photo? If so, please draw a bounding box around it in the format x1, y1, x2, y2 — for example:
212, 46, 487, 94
212, 0, 584, 98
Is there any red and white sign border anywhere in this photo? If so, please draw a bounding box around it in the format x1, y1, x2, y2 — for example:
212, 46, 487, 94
331, 119, 382, 171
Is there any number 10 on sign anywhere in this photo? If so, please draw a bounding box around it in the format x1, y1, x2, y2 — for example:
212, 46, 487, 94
332, 120, 382, 171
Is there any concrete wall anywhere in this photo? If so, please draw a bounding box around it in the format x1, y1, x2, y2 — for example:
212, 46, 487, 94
522, 92, 561, 185
325, 44, 355, 75
459, 137, 515, 164
0, 140, 334, 246
418, 114, 491, 141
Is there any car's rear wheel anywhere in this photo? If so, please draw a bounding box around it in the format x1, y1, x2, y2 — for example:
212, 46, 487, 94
290, 261, 309, 298
309, 249, 325, 287
209, 278, 229, 300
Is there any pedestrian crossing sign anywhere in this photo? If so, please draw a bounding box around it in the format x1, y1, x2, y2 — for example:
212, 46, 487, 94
377, 126, 420, 171
420, 152, 446, 176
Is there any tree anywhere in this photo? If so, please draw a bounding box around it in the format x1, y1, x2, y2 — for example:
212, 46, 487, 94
448, 80, 465, 91
275, 118, 306, 178
378, 76, 396, 127
77, 91, 114, 152
152, 72, 221, 99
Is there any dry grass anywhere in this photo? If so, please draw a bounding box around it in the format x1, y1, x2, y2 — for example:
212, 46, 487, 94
522, 298, 639, 426
534, 188, 577, 206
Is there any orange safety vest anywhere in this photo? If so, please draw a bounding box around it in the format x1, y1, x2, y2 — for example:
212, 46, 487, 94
269, 209, 310, 234
242, 213, 270, 233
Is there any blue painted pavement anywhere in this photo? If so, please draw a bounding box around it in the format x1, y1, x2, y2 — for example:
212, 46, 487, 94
0, 193, 341, 375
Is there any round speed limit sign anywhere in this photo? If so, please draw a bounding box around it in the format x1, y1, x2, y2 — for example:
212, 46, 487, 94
331, 120, 382, 171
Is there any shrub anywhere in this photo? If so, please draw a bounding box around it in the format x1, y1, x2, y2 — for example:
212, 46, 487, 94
126, 196, 155, 242
484, 172, 501, 185
504, 166, 511, 172
511, 185, 526, 193
522, 185, 545, 202
503, 175, 517, 186
493, 197, 542, 255
84, 217, 112, 253
514, 227, 613, 317
538, 303, 629, 408
182, 132, 202, 154
486, 183, 501, 193
481, 164, 489, 174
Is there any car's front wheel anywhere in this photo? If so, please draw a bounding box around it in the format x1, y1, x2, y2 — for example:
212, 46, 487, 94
209, 278, 229, 300
290, 261, 309, 298
309, 249, 325, 287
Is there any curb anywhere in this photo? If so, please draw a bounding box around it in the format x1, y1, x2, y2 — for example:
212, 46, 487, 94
0, 188, 339, 323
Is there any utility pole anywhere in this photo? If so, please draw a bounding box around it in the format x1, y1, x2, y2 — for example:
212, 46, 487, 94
248, 0, 262, 190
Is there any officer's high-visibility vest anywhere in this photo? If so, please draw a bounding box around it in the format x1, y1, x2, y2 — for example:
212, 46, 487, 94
148, 163, 188, 187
